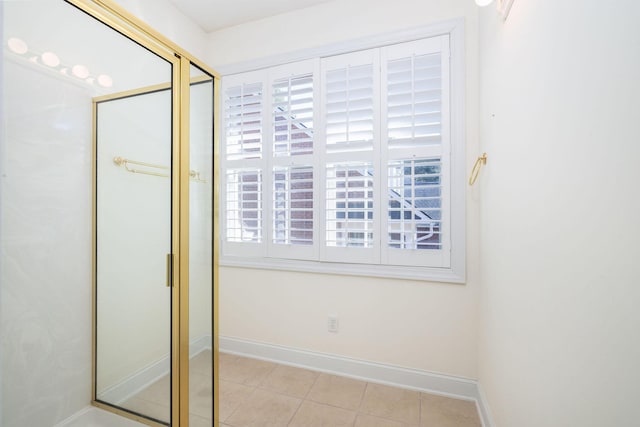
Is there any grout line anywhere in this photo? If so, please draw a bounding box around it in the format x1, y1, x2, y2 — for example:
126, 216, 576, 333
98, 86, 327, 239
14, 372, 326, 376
356, 381, 369, 413
285, 393, 305, 426
301, 369, 321, 401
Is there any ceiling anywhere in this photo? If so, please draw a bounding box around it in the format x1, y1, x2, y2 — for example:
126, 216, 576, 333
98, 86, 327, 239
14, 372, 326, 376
168, 0, 335, 33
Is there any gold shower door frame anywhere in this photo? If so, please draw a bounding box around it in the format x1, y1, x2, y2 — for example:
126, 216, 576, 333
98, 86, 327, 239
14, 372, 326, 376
72, 0, 220, 425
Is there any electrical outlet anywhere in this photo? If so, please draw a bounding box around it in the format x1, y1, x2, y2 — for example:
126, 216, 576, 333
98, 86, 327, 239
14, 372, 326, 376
328, 315, 339, 333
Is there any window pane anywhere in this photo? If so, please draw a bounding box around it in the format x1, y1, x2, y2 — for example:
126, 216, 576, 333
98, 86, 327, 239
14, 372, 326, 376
326, 163, 374, 247
226, 169, 262, 242
225, 82, 263, 160
273, 166, 314, 245
273, 74, 313, 157
387, 158, 442, 250
387, 53, 442, 149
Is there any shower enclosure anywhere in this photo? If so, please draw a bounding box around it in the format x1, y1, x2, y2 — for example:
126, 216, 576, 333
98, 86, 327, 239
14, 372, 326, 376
1, 1, 218, 426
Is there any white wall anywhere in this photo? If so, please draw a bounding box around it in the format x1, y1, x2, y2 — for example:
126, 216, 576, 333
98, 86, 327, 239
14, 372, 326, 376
478, 1, 640, 426
210, 0, 481, 379
112, 0, 208, 61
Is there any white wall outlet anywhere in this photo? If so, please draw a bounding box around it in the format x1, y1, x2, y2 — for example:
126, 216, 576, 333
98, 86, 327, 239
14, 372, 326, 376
327, 315, 339, 333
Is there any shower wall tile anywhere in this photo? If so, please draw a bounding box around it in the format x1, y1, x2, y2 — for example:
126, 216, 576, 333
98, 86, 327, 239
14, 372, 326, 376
1, 62, 94, 427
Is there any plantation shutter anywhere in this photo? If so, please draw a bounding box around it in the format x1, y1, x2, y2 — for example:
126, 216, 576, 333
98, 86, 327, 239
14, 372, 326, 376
381, 35, 450, 267
219, 32, 463, 277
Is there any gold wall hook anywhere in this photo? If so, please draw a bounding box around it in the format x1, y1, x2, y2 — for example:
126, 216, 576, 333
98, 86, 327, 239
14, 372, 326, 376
469, 152, 487, 186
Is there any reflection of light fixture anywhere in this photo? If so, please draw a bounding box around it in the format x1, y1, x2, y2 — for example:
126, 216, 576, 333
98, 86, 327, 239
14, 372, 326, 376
72, 64, 90, 79
7, 37, 28, 54
475, 0, 515, 21
7, 36, 114, 89
41, 52, 60, 67
97, 74, 113, 88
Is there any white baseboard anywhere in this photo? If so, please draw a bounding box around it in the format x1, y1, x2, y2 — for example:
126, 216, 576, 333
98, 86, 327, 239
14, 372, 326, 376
54, 406, 146, 427
477, 382, 497, 427
97, 335, 212, 405
219, 335, 494, 427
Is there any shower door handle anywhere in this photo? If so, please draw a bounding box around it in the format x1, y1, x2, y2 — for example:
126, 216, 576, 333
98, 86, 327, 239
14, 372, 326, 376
166, 253, 173, 287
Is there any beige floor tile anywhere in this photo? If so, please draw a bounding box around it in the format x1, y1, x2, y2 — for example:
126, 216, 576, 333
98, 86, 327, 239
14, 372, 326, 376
191, 350, 212, 376
307, 373, 367, 410
219, 380, 254, 422
355, 413, 409, 427
220, 356, 277, 386
189, 413, 212, 427
120, 396, 170, 423
260, 364, 319, 398
219, 352, 238, 367
133, 374, 170, 406
420, 394, 481, 427
190, 372, 214, 419
225, 388, 301, 427
360, 383, 420, 425
288, 401, 356, 426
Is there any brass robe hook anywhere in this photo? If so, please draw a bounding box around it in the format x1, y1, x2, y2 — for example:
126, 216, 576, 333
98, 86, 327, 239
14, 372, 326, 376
469, 153, 487, 186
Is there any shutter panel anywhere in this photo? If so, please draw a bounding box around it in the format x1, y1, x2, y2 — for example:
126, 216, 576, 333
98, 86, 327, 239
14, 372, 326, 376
224, 82, 263, 160
225, 168, 262, 243
273, 74, 314, 157
382, 35, 450, 268
387, 158, 442, 250
387, 52, 442, 149
268, 60, 319, 260
324, 60, 375, 154
325, 162, 375, 248
321, 49, 380, 264
272, 166, 314, 246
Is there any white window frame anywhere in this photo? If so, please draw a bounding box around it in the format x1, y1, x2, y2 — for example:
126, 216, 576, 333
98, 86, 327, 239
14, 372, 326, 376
219, 19, 466, 283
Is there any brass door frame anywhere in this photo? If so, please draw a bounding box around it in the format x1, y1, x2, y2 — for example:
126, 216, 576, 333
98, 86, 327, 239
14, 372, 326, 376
76, 0, 219, 425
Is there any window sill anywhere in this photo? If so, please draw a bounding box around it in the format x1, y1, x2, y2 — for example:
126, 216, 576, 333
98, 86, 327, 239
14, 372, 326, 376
219, 256, 465, 284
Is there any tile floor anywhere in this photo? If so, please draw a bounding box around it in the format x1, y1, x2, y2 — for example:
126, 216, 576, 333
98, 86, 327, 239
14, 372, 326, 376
120, 350, 213, 426
219, 352, 482, 427
118, 350, 482, 427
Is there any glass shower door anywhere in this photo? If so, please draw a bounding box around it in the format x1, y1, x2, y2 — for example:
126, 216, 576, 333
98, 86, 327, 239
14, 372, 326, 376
95, 85, 173, 424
